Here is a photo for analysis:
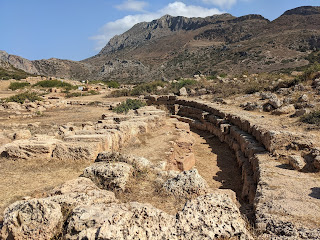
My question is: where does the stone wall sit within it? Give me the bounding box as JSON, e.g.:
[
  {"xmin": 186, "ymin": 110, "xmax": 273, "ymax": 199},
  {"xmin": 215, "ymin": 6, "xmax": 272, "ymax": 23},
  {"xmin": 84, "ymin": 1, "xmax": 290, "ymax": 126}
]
[{"xmin": 146, "ymin": 95, "xmax": 320, "ymax": 239}]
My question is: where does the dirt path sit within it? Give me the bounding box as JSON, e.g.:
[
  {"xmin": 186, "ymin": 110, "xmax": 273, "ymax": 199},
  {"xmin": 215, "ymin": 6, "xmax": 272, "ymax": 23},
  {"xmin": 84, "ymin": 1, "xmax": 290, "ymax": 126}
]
[
  {"xmin": 120, "ymin": 118, "xmax": 244, "ymax": 214},
  {"xmin": 191, "ymin": 129, "xmax": 243, "ymax": 198}
]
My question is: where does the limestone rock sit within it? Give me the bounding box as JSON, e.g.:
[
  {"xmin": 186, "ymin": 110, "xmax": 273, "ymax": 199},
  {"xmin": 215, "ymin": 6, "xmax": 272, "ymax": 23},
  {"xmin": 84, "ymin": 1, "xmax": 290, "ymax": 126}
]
[
  {"xmin": 176, "ymin": 193, "xmax": 253, "ymax": 240},
  {"xmin": 52, "ymin": 142, "xmax": 101, "ymax": 161},
  {"xmin": 48, "ymin": 189, "xmax": 117, "ymax": 209},
  {"xmin": 83, "ymin": 162, "xmax": 133, "ymax": 190},
  {"xmin": 272, "ymin": 104, "xmax": 295, "ymax": 115},
  {"xmin": 49, "ymin": 177, "xmax": 117, "ymax": 206},
  {"xmin": 268, "ymin": 96, "xmax": 283, "ymax": 109},
  {"xmin": 51, "ymin": 177, "xmax": 102, "ymax": 195},
  {"xmin": 298, "ymin": 94, "xmax": 309, "ymax": 103},
  {"xmin": 179, "ymin": 87, "xmax": 188, "ymax": 96},
  {"xmin": 66, "ymin": 202, "xmax": 176, "ymax": 240},
  {"xmin": 288, "ymin": 155, "xmax": 306, "ymax": 170},
  {"xmin": 0, "ymin": 199, "xmax": 63, "ymax": 240},
  {"xmin": 163, "ymin": 169, "xmax": 210, "ymax": 198},
  {"xmin": 1, "ymin": 137, "xmax": 60, "ymax": 160},
  {"xmin": 96, "ymin": 151, "xmax": 152, "ymax": 171},
  {"xmin": 13, "ymin": 129, "xmax": 32, "ymax": 140}
]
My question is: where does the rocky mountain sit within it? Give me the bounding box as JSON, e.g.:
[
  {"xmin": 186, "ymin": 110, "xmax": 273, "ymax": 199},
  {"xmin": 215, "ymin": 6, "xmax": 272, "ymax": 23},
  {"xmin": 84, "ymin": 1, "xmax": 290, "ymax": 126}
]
[
  {"xmin": 0, "ymin": 51, "xmax": 39, "ymax": 75},
  {"xmin": 2, "ymin": 6, "xmax": 320, "ymax": 82}
]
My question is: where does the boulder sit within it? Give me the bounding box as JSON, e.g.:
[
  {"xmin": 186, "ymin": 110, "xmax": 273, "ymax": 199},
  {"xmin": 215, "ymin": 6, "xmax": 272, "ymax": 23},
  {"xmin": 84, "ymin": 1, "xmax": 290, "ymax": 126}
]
[
  {"xmin": 298, "ymin": 94, "xmax": 309, "ymax": 103},
  {"xmin": 241, "ymin": 102, "xmax": 261, "ymax": 111},
  {"xmin": 0, "ymin": 199, "xmax": 63, "ymax": 240},
  {"xmin": 163, "ymin": 169, "xmax": 209, "ymax": 198},
  {"xmin": 96, "ymin": 151, "xmax": 152, "ymax": 171},
  {"xmin": 179, "ymin": 87, "xmax": 188, "ymax": 96},
  {"xmin": 272, "ymin": 104, "xmax": 295, "ymax": 115},
  {"xmin": 176, "ymin": 192, "xmax": 253, "ymax": 240},
  {"xmin": 52, "ymin": 142, "xmax": 101, "ymax": 161},
  {"xmin": 51, "ymin": 177, "xmax": 102, "ymax": 195},
  {"xmin": 293, "ymin": 108, "xmax": 310, "ymax": 117},
  {"xmin": 313, "ymin": 156, "xmax": 320, "ymax": 170},
  {"xmin": 66, "ymin": 202, "xmax": 176, "ymax": 240},
  {"xmin": 82, "ymin": 162, "xmax": 133, "ymax": 191},
  {"xmin": 167, "ymin": 133, "xmax": 196, "ymax": 171},
  {"xmin": 288, "ymin": 155, "xmax": 306, "ymax": 170},
  {"xmin": 1, "ymin": 137, "xmax": 60, "ymax": 160},
  {"xmin": 268, "ymin": 96, "xmax": 283, "ymax": 109}
]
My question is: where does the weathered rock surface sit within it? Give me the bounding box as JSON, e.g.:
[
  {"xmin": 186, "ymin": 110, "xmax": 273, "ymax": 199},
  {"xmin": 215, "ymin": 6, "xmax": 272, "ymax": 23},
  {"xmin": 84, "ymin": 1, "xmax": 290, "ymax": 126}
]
[
  {"xmin": 0, "ymin": 136, "xmax": 60, "ymax": 160},
  {"xmin": 67, "ymin": 202, "xmax": 176, "ymax": 240},
  {"xmin": 288, "ymin": 155, "xmax": 306, "ymax": 170},
  {"xmin": 176, "ymin": 193, "xmax": 253, "ymax": 240},
  {"xmin": 167, "ymin": 131, "xmax": 196, "ymax": 171},
  {"xmin": 163, "ymin": 169, "xmax": 210, "ymax": 198},
  {"xmin": 0, "ymin": 199, "xmax": 63, "ymax": 240},
  {"xmin": 48, "ymin": 177, "xmax": 117, "ymax": 207},
  {"xmin": 96, "ymin": 151, "xmax": 152, "ymax": 171},
  {"xmin": 82, "ymin": 162, "xmax": 133, "ymax": 191},
  {"xmin": 65, "ymin": 191, "xmax": 252, "ymax": 240},
  {"xmin": 52, "ymin": 142, "xmax": 101, "ymax": 162}
]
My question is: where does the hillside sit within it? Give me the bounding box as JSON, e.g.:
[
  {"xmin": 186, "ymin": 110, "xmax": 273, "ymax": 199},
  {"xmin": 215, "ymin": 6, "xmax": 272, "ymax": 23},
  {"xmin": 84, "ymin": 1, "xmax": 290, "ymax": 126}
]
[{"xmin": 2, "ymin": 6, "xmax": 320, "ymax": 82}]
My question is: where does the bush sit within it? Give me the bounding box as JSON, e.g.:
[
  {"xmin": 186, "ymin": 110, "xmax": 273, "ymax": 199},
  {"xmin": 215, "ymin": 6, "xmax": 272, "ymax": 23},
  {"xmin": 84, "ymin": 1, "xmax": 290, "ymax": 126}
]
[
  {"xmin": 8, "ymin": 82, "xmax": 30, "ymax": 90},
  {"xmin": 88, "ymin": 90, "xmax": 99, "ymax": 95},
  {"xmin": 171, "ymin": 79, "xmax": 197, "ymax": 93},
  {"xmin": 300, "ymin": 110, "xmax": 320, "ymax": 125},
  {"xmin": 113, "ymin": 99, "xmax": 146, "ymax": 114},
  {"xmin": 108, "ymin": 89, "xmax": 131, "ymax": 98},
  {"xmin": 106, "ymin": 81, "xmax": 120, "ymax": 88},
  {"xmin": 245, "ymin": 84, "xmax": 262, "ymax": 94},
  {"xmin": 6, "ymin": 92, "xmax": 42, "ymax": 104},
  {"xmin": 0, "ymin": 67, "xmax": 35, "ymax": 80},
  {"xmin": 131, "ymin": 81, "xmax": 165, "ymax": 96},
  {"xmin": 34, "ymin": 80, "xmax": 76, "ymax": 90}
]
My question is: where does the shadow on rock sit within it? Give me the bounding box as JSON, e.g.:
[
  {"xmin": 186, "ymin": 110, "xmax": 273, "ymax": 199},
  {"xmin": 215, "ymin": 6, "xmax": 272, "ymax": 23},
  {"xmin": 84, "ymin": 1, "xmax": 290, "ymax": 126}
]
[{"xmin": 309, "ymin": 187, "xmax": 320, "ymax": 199}]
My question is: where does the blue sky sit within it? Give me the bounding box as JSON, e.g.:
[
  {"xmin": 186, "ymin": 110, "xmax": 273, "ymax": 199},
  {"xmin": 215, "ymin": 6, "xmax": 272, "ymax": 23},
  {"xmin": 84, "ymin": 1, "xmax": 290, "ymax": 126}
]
[{"xmin": 0, "ymin": 0, "xmax": 319, "ymax": 61}]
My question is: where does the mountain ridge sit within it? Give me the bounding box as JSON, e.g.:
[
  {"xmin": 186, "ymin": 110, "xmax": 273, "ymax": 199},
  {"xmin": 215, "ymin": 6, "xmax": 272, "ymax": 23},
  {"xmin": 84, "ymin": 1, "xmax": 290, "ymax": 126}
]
[{"xmin": 1, "ymin": 6, "xmax": 320, "ymax": 82}]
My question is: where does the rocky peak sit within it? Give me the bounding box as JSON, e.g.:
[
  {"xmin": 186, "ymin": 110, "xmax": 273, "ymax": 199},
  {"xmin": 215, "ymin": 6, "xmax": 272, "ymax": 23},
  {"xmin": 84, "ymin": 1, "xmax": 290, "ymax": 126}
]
[
  {"xmin": 98, "ymin": 13, "xmax": 233, "ymax": 55},
  {"xmin": 0, "ymin": 50, "xmax": 39, "ymax": 74},
  {"xmin": 283, "ymin": 6, "xmax": 320, "ymax": 16}
]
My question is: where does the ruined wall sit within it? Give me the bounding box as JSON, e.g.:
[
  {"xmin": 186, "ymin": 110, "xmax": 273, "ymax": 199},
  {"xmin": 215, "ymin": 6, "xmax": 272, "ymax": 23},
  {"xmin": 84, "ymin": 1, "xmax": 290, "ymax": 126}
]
[{"xmin": 146, "ymin": 95, "xmax": 320, "ymax": 239}]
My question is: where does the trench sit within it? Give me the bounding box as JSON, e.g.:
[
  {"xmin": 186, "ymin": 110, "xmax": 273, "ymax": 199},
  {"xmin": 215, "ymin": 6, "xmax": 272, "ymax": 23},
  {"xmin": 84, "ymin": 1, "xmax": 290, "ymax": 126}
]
[{"xmin": 189, "ymin": 127, "xmax": 254, "ymax": 221}]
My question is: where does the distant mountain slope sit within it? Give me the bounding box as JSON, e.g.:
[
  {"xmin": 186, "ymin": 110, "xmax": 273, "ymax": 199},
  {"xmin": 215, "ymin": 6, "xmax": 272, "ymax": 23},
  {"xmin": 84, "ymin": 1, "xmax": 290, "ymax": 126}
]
[{"xmin": 2, "ymin": 6, "xmax": 320, "ymax": 82}]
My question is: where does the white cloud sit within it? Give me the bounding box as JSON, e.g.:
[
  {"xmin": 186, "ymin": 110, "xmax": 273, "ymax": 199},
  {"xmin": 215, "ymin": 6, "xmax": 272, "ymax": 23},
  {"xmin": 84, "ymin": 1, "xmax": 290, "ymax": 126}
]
[
  {"xmin": 91, "ymin": 1, "xmax": 223, "ymax": 51},
  {"xmin": 202, "ymin": 0, "xmax": 237, "ymax": 9},
  {"xmin": 115, "ymin": 0, "xmax": 148, "ymax": 12}
]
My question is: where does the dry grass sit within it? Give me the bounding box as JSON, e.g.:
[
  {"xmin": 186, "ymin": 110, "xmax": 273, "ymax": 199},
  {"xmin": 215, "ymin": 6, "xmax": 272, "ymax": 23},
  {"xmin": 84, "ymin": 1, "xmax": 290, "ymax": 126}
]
[{"xmin": 0, "ymin": 158, "xmax": 89, "ymax": 220}]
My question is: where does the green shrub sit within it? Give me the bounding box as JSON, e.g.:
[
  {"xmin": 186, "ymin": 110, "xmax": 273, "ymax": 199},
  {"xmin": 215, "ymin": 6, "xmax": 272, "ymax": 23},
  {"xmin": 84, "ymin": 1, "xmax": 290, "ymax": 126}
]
[
  {"xmin": 34, "ymin": 80, "xmax": 76, "ymax": 90},
  {"xmin": 8, "ymin": 82, "xmax": 30, "ymax": 90},
  {"xmin": 108, "ymin": 89, "xmax": 131, "ymax": 98},
  {"xmin": 6, "ymin": 92, "xmax": 42, "ymax": 104},
  {"xmin": 131, "ymin": 81, "xmax": 165, "ymax": 96},
  {"xmin": 0, "ymin": 67, "xmax": 35, "ymax": 80},
  {"xmin": 171, "ymin": 79, "xmax": 197, "ymax": 92},
  {"xmin": 300, "ymin": 110, "xmax": 320, "ymax": 125},
  {"xmin": 88, "ymin": 90, "xmax": 99, "ymax": 95},
  {"xmin": 299, "ymin": 62, "xmax": 320, "ymax": 82},
  {"xmin": 113, "ymin": 99, "xmax": 146, "ymax": 114},
  {"xmin": 245, "ymin": 84, "xmax": 262, "ymax": 94},
  {"xmin": 106, "ymin": 81, "xmax": 120, "ymax": 88},
  {"xmin": 219, "ymin": 73, "xmax": 227, "ymax": 78}
]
